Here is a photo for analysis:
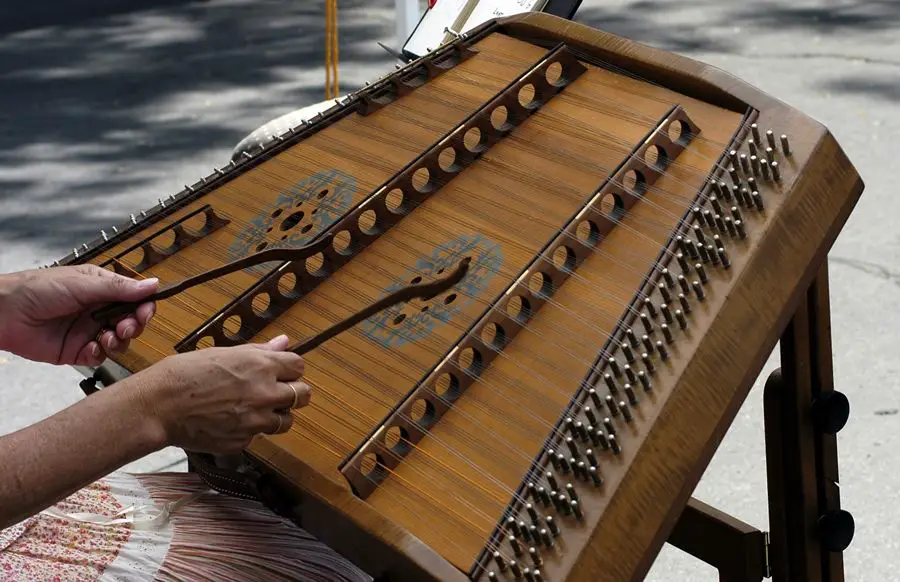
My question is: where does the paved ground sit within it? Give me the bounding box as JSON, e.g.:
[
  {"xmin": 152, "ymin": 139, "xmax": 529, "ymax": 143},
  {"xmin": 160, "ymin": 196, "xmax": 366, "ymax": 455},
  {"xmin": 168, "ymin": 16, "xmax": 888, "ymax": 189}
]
[{"xmin": 0, "ymin": 0, "xmax": 897, "ymax": 579}]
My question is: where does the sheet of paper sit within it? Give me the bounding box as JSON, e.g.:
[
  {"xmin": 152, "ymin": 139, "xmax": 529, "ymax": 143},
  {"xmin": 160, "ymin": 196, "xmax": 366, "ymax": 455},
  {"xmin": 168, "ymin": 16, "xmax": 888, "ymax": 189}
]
[
  {"xmin": 461, "ymin": 0, "xmax": 546, "ymax": 32},
  {"xmin": 402, "ymin": 0, "xmax": 471, "ymax": 57}
]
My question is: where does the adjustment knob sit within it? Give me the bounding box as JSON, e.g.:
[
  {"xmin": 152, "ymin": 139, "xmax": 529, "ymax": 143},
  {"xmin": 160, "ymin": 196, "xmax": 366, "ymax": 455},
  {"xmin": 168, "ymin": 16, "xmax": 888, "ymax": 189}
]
[
  {"xmin": 812, "ymin": 391, "xmax": 850, "ymax": 434},
  {"xmin": 818, "ymin": 509, "xmax": 854, "ymax": 552}
]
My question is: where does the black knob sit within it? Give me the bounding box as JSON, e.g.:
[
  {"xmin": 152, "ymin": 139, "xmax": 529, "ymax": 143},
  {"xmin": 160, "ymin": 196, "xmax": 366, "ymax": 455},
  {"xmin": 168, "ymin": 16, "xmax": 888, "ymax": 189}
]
[
  {"xmin": 812, "ymin": 391, "xmax": 850, "ymax": 434},
  {"xmin": 818, "ymin": 509, "xmax": 854, "ymax": 552}
]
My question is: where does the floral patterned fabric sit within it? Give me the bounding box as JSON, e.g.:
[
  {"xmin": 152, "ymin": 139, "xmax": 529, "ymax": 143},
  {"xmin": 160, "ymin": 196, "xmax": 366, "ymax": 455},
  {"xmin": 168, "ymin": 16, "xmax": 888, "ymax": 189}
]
[{"xmin": 0, "ymin": 472, "xmax": 372, "ymax": 582}]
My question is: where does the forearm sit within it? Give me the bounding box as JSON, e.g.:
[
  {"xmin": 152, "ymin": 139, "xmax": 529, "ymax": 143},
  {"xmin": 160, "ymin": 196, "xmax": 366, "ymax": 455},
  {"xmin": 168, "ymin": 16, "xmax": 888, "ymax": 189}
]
[{"xmin": 0, "ymin": 377, "xmax": 165, "ymax": 529}]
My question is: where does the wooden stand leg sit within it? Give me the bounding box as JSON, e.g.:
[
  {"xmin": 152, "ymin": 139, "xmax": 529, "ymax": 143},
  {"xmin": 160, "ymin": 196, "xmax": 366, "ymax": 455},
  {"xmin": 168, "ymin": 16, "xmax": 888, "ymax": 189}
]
[
  {"xmin": 764, "ymin": 261, "xmax": 854, "ymax": 581},
  {"xmin": 668, "ymin": 260, "xmax": 854, "ymax": 581}
]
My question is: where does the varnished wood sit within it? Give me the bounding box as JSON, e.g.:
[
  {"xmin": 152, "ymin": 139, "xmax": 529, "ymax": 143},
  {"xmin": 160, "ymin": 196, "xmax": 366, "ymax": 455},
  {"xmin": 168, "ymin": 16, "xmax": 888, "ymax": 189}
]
[{"xmin": 57, "ymin": 12, "xmax": 864, "ymax": 582}]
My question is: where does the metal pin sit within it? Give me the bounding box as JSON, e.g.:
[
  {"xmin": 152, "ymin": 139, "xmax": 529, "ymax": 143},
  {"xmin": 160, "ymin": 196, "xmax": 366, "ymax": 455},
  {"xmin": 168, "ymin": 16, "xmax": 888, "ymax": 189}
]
[
  {"xmin": 695, "ymin": 263, "xmax": 708, "ymax": 284},
  {"xmin": 728, "ymin": 166, "xmax": 740, "ymax": 187},
  {"xmin": 766, "ymin": 129, "xmax": 777, "ymax": 151},
  {"xmin": 697, "ymin": 243, "xmax": 710, "ymax": 263},
  {"xmin": 718, "ymin": 249, "xmax": 731, "ymax": 269},
  {"xmin": 624, "ymin": 364, "xmax": 637, "ymax": 384},
  {"xmin": 751, "ymin": 191, "xmax": 764, "ymax": 211},
  {"xmin": 557, "ymin": 454, "xmax": 570, "ymax": 473},
  {"xmin": 780, "ymin": 134, "xmax": 791, "ymax": 155},
  {"xmin": 494, "ymin": 552, "xmax": 507, "ymax": 571},
  {"xmin": 693, "ymin": 281, "xmax": 706, "ymax": 301},
  {"xmin": 739, "ymin": 153, "xmax": 750, "ymax": 174},
  {"xmin": 662, "ymin": 268, "xmax": 675, "ymax": 288},
  {"xmin": 595, "ymin": 429, "xmax": 609, "ymax": 450},
  {"xmin": 82, "ymin": 243, "xmax": 89, "ymax": 251},
  {"xmin": 714, "ymin": 215, "xmax": 726, "ymax": 233},
  {"xmin": 771, "ymin": 161, "xmax": 781, "ymax": 182},
  {"xmin": 661, "ymin": 323, "xmax": 674, "ymax": 343},
  {"xmin": 508, "ymin": 517, "xmax": 521, "ymax": 536},
  {"xmin": 706, "ymin": 244, "xmax": 724, "ymax": 265},
  {"xmin": 565, "ymin": 483, "xmax": 579, "ymax": 503},
  {"xmin": 533, "ymin": 570, "xmax": 544, "ymax": 582},
  {"xmin": 509, "ymin": 560, "xmax": 522, "ymax": 578},
  {"xmin": 685, "ymin": 237, "xmax": 699, "ymax": 260},
  {"xmin": 625, "ymin": 384, "xmax": 638, "ymax": 405},
  {"xmin": 643, "ymin": 298, "xmax": 658, "ymax": 318},
  {"xmin": 748, "ymin": 139, "xmax": 758, "ymax": 157},
  {"xmin": 130, "ymin": 213, "xmax": 137, "ymax": 225},
  {"xmin": 626, "ymin": 328, "xmax": 639, "ymax": 347},
  {"xmin": 530, "ymin": 547, "xmax": 542, "ymax": 567},
  {"xmin": 676, "ymin": 235, "xmax": 688, "ymax": 254},
  {"xmin": 620, "ymin": 401, "xmax": 633, "ymax": 422},
  {"xmin": 675, "ymin": 309, "xmax": 688, "ymax": 330},
  {"xmin": 750, "ymin": 155, "xmax": 760, "ymax": 175},
  {"xmin": 760, "ymin": 158, "xmax": 771, "ymax": 181},
  {"xmin": 677, "ymin": 252, "xmax": 689, "ymax": 272},
  {"xmin": 734, "ymin": 185, "xmax": 744, "ymax": 205},
  {"xmin": 546, "ymin": 516, "xmax": 560, "ymax": 536},
  {"xmin": 112, "ymin": 226, "xmax": 119, "ymax": 233},
  {"xmin": 603, "ymin": 417, "xmax": 616, "ymax": 435},
  {"xmin": 641, "ymin": 352, "xmax": 655, "ymax": 374},
  {"xmin": 731, "ymin": 205, "xmax": 744, "ymax": 223},
  {"xmin": 585, "ymin": 448, "xmax": 598, "ymax": 467},
  {"xmin": 546, "ymin": 470, "xmax": 559, "ymax": 491},
  {"xmin": 608, "ymin": 357, "xmax": 621, "ymax": 378},
  {"xmin": 589, "ymin": 466, "xmax": 602, "ymax": 486},
  {"xmin": 678, "ymin": 275, "xmax": 690, "ymax": 294},
  {"xmin": 725, "ymin": 217, "xmax": 737, "ymax": 237},
  {"xmin": 609, "ymin": 435, "xmax": 621, "ymax": 454},
  {"xmin": 588, "ymin": 389, "xmax": 602, "ymax": 411},
  {"xmin": 751, "ymin": 123, "xmax": 761, "ymax": 143},
  {"xmin": 605, "ymin": 395, "xmax": 619, "ymax": 417},
  {"xmin": 539, "ymin": 486, "xmax": 552, "ymax": 507},
  {"xmin": 728, "ymin": 149, "xmax": 738, "ymax": 167},
  {"xmin": 540, "ymin": 528, "xmax": 554, "ymax": 548},
  {"xmin": 710, "ymin": 196, "xmax": 723, "ymax": 216},
  {"xmin": 642, "ymin": 334, "xmax": 654, "ymax": 354},
  {"xmin": 548, "ymin": 449, "xmax": 560, "ymax": 471},
  {"xmin": 660, "ymin": 303, "xmax": 674, "ymax": 324},
  {"xmin": 603, "ymin": 374, "xmax": 616, "ymax": 394},
  {"xmin": 557, "ymin": 494, "xmax": 570, "ymax": 515},
  {"xmin": 693, "ymin": 224, "xmax": 706, "ymax": 245},
  {"xmin": 638, "ymin": 370, "xmax": 653, "ymax": 392},
  {"xmin": 703, "ymin": 210, "xmax": 716, "ymax": 230},
  {"xmin": 575, "ymin": 461, "xmax": 587, "ymax": 480},
  {"xmin": 656, "ymin": 340, "xmax": 669, "ymax": 361},
  {"xmin": 576, "ymin": 421, "xmax": 589, "ymax": 443},
  {"xmin": 584, "ymin": 405, "xmax": 598, "ymax": 427},
  {"xmin": 719, "ymin": 181, "xmax": 729, "ymax": 201},
  {"xmin": 678, "ymin": 293, "xmax": 691, "ymax": 314},
  {"xmin": 713, "ymin": 234, "xmax": 724, "ymax": 252},
  {"xmin": 641, "ymin": 313, "xmax": 653, "ymax": 333},
  {"xmin": 588, "ymin": 427, "xmax": 601, "ymax": 448},
  {"xmin": 735, "ymin": 220, "xmax": 747, "ymax": 238},
  {"xmin": 509, "ymin": 536, "xmax": 523, "ymax": 556},
  {"xmin": 621, "ymin": 342, "xmax": 635, "ymax": 364},
  {"xmin": 566, "ymin": 437, "xmax": 580, "ymax": 458},
  {"xmin": 101, "ymin": 230, "xmax": 108, "ymax": 241},
  {"xmin": 527, "ymin": 503, "xmax": 539, "ymax": 523}
]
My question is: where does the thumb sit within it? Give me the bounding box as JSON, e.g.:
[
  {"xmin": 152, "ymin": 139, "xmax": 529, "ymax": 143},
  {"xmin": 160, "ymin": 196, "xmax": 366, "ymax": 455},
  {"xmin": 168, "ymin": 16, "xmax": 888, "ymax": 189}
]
[
  {"xmin": 65, "ymin": 270, "xmax": 159, "ymax": 305},
  {"xmin": 248, "ymin": 334, "xmax": 290, "ymax": 351}
]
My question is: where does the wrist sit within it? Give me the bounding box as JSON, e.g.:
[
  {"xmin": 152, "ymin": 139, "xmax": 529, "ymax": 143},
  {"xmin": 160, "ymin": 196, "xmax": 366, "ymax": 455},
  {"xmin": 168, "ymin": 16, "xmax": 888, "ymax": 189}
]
[{"xmin": 107, "ymin": 374, "xmax": 169, "ymax": 454}]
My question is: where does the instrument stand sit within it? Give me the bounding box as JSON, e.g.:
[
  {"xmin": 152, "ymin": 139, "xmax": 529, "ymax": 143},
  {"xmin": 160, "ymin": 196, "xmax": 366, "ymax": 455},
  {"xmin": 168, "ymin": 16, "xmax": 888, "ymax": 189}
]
[{"xmin": 667, "ymin": 260, "xmax": 855, "ymax": 581}]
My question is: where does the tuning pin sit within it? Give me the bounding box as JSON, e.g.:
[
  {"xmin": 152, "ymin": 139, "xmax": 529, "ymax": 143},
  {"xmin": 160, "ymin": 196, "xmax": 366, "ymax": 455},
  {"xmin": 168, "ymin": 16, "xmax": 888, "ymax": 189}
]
[
  {"xmin": 641, "ymin": 352, "xmax": 655, "ymax": 374},
  {"xmin": 693, "ymin": 281, "xmax": 706, "ymax": 301},
  {"xmin": 678, "ymin": 274, "xmax": 690, "ymax": 294},
  {"xmin": 608, "ymin": 357, "xmax": 621, "ymax": 377},
  {"xmin": 658, "ymin": 282, "xmax": 672, "ymax": 303},
  {"xmin": 751, "ymin": 123, "xmax": 761, "ymax": 144},
  {"xmin": 780, "ymin": 134, "xmax": 791, "ymax": 156},
  {"xmin": 641, "ymin": 334, "xmax": 654, "ymax": 354},
  {"xmin": 626, "ymin": 328, "xmax": 639, "ymax": 347},
  {"xmin": 656, "ymin": 341, "xmax": 669, "ymax": 361},
  {"xmin": 739, "ymin": 153, "xmax": 750, "ymax": 174},
  {"xmin": 529, "ymin": 547, "xmax": 542, "ymax": 567},
  {"xmin": 643, "ymin": 298, "xmax": 658, "ymax": 318},
  {"xmin": 660, "ymin": 303, "xmax": 674, "ymax": 324},
  {"xmin": 751, "ymin": 191, "xmax": 764, "ymax": 211},
  {"xmin": 605, "ymin": 396, "xmax": 619, "ymax": 417},
  {"xmin": 609, "ymin": 434, "xmax": 621, "ymax": 454},
  {"xmin": 675, "ymin": 309, "xmax": 688, "ymax": 330},
  {"xmin": 621, "ymin": 342, "xmax": 635, "ymax": 364},
  {"xmin": 771, "ymin": 161, "xmax": 781, "ymax": 182},
  {"xmin": 640, "ymin": 313, "xmax": 653, "ymax": 333},
  {"xmin": 620, "ymin": 401, "xmax": 633, "ymax": 422},
  {"xmin": 677, "ymin": 252, "xmax": 689, "ymax": 272},
  {"xmin": 603, "ymin": 374, "xmax": 617, "ymax": 394},
  {"xmin": 661, "ymin": 323, "xmax": 674, "ymax": 344},
  {"xmin": 100, "ymin": 230, "xmax": 108, "ymax": 241},
  {"xmin": 718, "ymin": 248, "xmax": 731, "ymax": 268},
  {"xmin": 760, "ymin": 158, "xmax": 771, "ymax": 181},
  {"xmin": 493, "ymin": 553, "xmax": 506, "ymax": 571},
  {"xmin": 584, "ymin": 405, "xmax": 598, "ymax": 427},
  {"xmin": 695, "ymin": 263, "xmax": 708, "ymax": 284},
  {"xmin": 679, "ymin": 293, "xmax": 691, "ymax": 314},
  {"xmin": 735, "ymin": 220, "xmax": 747, "ymax": 239}
]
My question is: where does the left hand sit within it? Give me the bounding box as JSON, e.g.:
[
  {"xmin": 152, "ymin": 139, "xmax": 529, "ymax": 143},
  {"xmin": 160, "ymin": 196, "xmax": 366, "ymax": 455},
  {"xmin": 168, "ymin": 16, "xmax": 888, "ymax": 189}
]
[{"xmin": 0, "ymin": 265, "xmax": 158, "ymax": 366}]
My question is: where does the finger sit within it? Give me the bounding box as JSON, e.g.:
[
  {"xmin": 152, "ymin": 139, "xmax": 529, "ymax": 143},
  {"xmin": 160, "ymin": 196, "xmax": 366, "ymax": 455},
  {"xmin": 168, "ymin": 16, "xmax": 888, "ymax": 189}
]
[
  {"xmin": 74, "ymin": 341, "xmax": 105, "ymax": 367},
  {"xmin": 65, "ymin": 266, "xmax": 160, "ymax": 306},
  {"xmin": 99, "ymin": 329, "xmax": 124, "ymax": 354},
  {"xmin": 268, "ymin": 381, "xmax": 312, "ymax": 410},
  {"xmin": 114, "ymin": 316, "xmax": 140, "ymax": 340},
  {"xmin": 248, "ymin": 334, "xmax": 290, "ymax": 351},
  {"xmin": 135, "ymin": 302, "xmax": 156, "ymax": 328},
  {"xmin": 261, "ymin": 411, "xmax": 294, "ymax": 435}
]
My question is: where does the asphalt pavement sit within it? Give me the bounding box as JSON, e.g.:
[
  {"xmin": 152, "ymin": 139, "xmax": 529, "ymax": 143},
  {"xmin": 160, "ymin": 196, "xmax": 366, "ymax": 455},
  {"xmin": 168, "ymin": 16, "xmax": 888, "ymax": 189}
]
[{"xmin": 0, "ymin": 0, "xmax": 897, "ymax": 579}]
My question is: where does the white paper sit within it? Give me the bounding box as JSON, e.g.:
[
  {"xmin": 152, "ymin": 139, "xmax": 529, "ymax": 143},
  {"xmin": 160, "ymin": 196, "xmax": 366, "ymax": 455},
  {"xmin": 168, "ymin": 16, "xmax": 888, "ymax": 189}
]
[
  {"xmin": 403, "ymin": 0, "xmax": 471, "ymax": 57},
  {"xmin": 461, "ymin": 0, "xmax": 545, "ymax": 32}
]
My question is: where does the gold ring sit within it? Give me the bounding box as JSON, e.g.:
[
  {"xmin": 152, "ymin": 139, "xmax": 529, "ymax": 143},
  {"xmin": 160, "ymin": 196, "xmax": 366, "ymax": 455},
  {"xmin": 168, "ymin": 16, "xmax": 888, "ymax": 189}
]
[{"xmin": 288, "ymin": 383, "xmax": 299, "ymax": 409}]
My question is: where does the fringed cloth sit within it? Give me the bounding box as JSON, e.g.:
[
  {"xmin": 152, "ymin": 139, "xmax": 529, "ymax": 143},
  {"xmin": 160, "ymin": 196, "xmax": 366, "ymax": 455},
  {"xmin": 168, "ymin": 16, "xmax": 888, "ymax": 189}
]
[{"xmin": 0, "ymin": 471, "xmax": 373, "ymax": 581}]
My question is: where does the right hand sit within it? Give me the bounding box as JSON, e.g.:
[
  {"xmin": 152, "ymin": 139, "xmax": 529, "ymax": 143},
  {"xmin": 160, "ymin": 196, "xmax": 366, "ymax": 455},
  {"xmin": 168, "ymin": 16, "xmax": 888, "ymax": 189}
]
[{"xmin": 136, "ymin": 334, "xmax": 311, "ymax": 454}]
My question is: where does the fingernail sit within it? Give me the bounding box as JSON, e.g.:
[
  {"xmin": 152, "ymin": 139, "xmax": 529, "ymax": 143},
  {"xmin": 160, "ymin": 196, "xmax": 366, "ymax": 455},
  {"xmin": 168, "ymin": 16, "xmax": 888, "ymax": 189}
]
[
  {"xmin": 122, "ymin": 325, "xmax": 134, "ymax": 339},
  {"xmin": 269, "ymin": 334, "xmax": 288, "ymax": 344},
  {"xmin": 137, "ymin": 278, "xmax": 159, "ymax": 288},
  {"xmin": 91, "ymin": 344, "xmax": 100, "ymax": 358}
]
